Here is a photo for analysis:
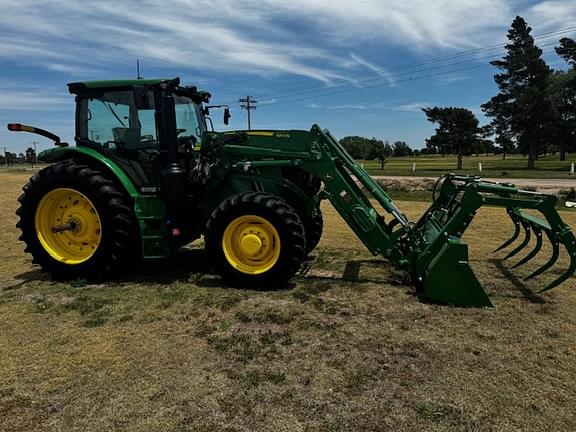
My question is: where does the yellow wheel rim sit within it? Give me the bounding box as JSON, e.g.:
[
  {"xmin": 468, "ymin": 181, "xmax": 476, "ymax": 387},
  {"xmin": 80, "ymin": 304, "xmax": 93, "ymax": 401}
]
[
  {"xmin": 34, "ymin": 188, "xmax": 102, "ymax": 264},
  {"xmin": 222, "ymin": 215, "xmax": 281, "ymax": 275}
]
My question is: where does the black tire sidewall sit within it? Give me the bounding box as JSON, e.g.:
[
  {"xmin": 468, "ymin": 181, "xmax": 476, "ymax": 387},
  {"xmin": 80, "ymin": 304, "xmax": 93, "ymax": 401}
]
[
  {"xmin": 207, "ymin": 195, "xmax": 305, "ymax": 289},
  {"xmin": 303, "ymin": 206, "xmax": 323, "ymax": 254},
  {"xmin": 19, "ymin": 164, "xmax": 134, "ymax": 279}
]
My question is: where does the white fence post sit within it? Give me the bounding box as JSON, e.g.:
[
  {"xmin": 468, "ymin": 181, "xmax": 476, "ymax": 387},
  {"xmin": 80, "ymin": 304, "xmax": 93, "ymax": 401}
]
[
  {"xmin": 571, "ymin": 163, "xmax": 575, "ymax": 176},
  {"xmin": 478, "ymin": 162, "xmax": 483, "ymax": 173},
  {"xmin": 412, "ymin": 162, "xmax": 416, "ymax": 172}
]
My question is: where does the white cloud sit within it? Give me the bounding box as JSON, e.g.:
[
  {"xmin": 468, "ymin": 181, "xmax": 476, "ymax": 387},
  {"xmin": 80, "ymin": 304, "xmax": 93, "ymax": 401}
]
[
  {"xmin": 350, "ymin": 53, "xmax": 397, "ymax": 87},
  {"xmin": 394, "ymin": 102, "xmax": 431, "ymax": 112},
  {"xmin": 328, "ymin": 104, "xmax": 368, "ymax": 110},
  {"xmin": 0, "ymin": 0, "xmax": 571, "ymax": 88},
  {"xmin": 434, "ymin": 75, "xmax": 471, "ymax": 86},
  {"xmin": 46, "ymin": 64, "xmax": 93, "ymax": 75},
  {"xmin": 0, "ymin": 0, "xmax": 352, "ymax": 82},
  {"xmin": 0, "ymin": 86, "xmax": 71, "ymax": 111},
  {"xmin": 524, "ymin": 0, "xmax": 576, "ymax": 32},
  {"xmin": 258, "ymin": 0, "xmax": 514, "ymax": 48}
]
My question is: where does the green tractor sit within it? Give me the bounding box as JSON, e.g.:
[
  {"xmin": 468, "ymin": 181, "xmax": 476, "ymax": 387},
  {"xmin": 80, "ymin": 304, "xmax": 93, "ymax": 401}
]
[{"xmin": 8, "ymin": 77, "xmax": 576, "ymax": 307}]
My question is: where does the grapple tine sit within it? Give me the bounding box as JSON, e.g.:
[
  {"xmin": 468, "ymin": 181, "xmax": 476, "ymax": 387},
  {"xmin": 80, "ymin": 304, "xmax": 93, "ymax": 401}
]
[
  {"xmin": 512, "ymin": 224, "xmax": 542, "ymax": 268},
  {"xmin": 539, "ymin": 247, "xmax": 576, "ymax": 293},
  {"xmin": 503, "ymin": 219, "xmax": 531, "ymax": 260},
  {"xmin": 494, "ymin": 212, "xmax": 521, "ymax": 252},
  {"xmin": 525, "ymin": 231, "xmax": 560, "ymax": 281}
]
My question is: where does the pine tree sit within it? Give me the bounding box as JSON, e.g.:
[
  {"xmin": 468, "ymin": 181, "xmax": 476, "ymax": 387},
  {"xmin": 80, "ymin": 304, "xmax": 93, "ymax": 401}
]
[
  {"xmin": 549, "ymin": 37, "xmax": 576, "ymax": 160},
  {"xmin": 482, "ymin": 16, "xmax": 552, "ymax": 169},
  {"xmin": 556, "ymin": 37, "xmax": 576, "ymax": 67}
]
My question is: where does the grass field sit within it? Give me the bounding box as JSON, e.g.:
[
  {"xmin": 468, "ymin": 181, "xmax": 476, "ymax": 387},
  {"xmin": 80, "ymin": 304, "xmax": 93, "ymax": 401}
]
[
  {"xmin": 362, "ymin": 153, "xmax": 576, "ymax": 178},
  {"xmin": 3, "ymin": 152, "xmax": 576, "ymax": 180},
  {"xmin": 1, "ymin": 171, "xmax": 576, "ymax": 431}
]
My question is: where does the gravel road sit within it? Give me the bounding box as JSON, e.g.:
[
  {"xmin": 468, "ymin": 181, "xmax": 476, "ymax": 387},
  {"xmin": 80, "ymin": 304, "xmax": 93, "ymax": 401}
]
[{"xmin": 372, "ymin": 175, "xmax": 576, "ymax": 194}]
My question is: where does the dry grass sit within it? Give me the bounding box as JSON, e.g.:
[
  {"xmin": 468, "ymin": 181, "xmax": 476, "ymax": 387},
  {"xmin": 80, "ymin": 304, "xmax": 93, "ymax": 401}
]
[{"xmin": 1, "ymin": 171, "xmax": 576, "ymax": 431}]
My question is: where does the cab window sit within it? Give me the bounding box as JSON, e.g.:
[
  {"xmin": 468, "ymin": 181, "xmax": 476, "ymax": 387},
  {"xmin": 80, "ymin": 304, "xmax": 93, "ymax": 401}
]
[
  {"xmin": 174, "ymin": 95, "xmax": 204, "ymax": 143},
  {"xmin": 78, "ymin": 90, "xmax": 158, "ymax": 150}
]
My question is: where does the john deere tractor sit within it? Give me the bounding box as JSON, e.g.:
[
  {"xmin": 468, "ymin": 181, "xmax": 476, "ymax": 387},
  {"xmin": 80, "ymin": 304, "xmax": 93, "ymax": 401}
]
[{"xmin": 8, "ymin": 77, "xmax": 576, "ymax": 307}]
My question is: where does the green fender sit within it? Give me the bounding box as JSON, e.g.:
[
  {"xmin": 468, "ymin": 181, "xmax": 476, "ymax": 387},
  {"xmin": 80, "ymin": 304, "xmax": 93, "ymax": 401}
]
[
  {"xmin": 39, "ymin": 146, "xmax": 139, "ymax": 197},
  {"xmin": 38, "ymin": 146, "xmax": 169, "ymax": 260}
]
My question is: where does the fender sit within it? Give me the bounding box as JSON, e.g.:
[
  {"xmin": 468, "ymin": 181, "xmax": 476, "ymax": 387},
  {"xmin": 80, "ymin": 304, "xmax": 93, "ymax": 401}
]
[
  {"xmin": 39, "ymin": 146, "xmax": 139, "ymax": 197},
  {"xmin": 39, "ymin": 146, "xmax": 170, "ymax": 260}
]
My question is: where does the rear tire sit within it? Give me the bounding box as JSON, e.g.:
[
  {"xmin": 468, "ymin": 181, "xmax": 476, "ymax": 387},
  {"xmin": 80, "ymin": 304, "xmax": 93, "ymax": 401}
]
[
  {"xmin": 282, "ymin": 167, "xmax": 322, "ymax": 196},
  {"xmin": 205, "ymin": 192, "xmax": 306, "ymax": 289},
  {"xmin": 16, "ymin": 161, "xmax": 139, "ymax": 280}
]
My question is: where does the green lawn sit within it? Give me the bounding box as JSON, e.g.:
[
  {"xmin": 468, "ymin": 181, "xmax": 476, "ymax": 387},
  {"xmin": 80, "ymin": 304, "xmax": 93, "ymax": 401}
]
[
  {"xmin": 3, "ymin": 152, "xmax": 575, "ymax": 179},
  {"xmin": 361, "ymin": 153, "xmax": 576, "ymax": 178}
]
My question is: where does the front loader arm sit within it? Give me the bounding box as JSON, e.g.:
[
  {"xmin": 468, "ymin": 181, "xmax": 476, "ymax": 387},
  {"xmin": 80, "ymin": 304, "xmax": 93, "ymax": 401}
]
[
  {"xmin": 299, "ymin": 127, "xmax": 575, "ymax": 307},
  {"xmin": 218, "ymin": 126, "xmax": 413, "ymax": 263},
  {"xmin": 300, "ymin": 126, "xmax": 412, "ymax": 264},
  {"xmin": 219, "ymin": 125, "xmax": 575, "ymax": 307}
]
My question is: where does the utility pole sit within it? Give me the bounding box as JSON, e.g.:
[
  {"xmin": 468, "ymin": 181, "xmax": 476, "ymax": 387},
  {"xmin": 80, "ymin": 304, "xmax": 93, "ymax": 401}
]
[
  {"xmin": 31, "ymin": 141, "xmax": 38, "ymax": 167},
  {"xmin": 239, "ymin": 96, "xmax": 257, "ymax": 130}
]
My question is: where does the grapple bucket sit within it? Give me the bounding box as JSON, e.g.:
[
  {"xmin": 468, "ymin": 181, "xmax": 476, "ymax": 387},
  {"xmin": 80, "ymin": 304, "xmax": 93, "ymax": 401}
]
[{"xmin": 408, "ymin": 175, "xmax": 576, "ymax": 307}]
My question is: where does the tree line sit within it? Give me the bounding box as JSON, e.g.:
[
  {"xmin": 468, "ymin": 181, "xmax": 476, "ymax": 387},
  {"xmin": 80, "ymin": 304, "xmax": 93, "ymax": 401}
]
[
  {"xmin": 0, "ymin": 147, "xmax": 37, "ymax": 165},
  {"xmin": 339, "ymin": 136, "xmax": 415, "ymax": 169}
]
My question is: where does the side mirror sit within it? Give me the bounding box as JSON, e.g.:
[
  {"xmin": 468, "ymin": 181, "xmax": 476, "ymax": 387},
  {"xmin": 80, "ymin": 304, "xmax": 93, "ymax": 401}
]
[{"xmin": 224, "ymin": 108, "xmax": 231, "ymax": 125}]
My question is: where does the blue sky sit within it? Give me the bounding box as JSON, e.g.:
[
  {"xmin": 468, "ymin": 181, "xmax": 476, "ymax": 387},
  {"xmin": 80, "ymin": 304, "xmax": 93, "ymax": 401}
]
[{"xmin": 1, "ymin": 0, "xmax": 575, "ymax": 154}]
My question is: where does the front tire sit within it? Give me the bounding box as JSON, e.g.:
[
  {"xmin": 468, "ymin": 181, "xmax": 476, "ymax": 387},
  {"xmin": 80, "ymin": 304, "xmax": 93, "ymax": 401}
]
[
  {"xmin": 17, "ymin": 161, "xmax": 139, "ymax": 280},
  {"xmin": 205, "ymin": 192, "xmax": 306, "ymax": 289}
]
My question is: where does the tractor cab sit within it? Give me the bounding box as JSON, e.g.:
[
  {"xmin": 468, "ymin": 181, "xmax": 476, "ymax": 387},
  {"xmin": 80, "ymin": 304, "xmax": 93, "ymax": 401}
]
[
  {"xmin": 72, "ymin": 81, "xmax": 205, "ymax": 153},
  {"xmin": 71, "ymin": 79, "xmax": 206, "ymax": 157},
  {"xmin": 64, "ymin": 78, "xmax": 227, "ymax": 192}
]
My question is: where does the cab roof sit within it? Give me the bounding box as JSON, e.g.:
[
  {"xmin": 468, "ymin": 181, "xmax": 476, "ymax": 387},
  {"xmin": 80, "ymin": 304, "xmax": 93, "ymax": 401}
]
[{"xmin": 68, "ymin": 79, "xmax": 168, "ymax": 94}]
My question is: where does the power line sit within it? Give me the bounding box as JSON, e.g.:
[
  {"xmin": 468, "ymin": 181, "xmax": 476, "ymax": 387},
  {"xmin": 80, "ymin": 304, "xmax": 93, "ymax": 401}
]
[
  {"xmin": 267, "ymin": 44, "xmax": 561, "ymax": 106},
  {"xmin": 261, "ymin": 27, "xmax": 576, "ymax": 100},
  {"xmin": 258, "ymin": 40, "xmax": 564, "ymax": 104},
  {"xmin": 239, "ymin": 96, "xmax": 258, "ymax": 130},
  {"xmin": 262, "ymin": 46, "xmax": 560, "ymax": 108},
  {"xmin": 222, "ymin": 26, "xmax": 576, "ymax": 105}
]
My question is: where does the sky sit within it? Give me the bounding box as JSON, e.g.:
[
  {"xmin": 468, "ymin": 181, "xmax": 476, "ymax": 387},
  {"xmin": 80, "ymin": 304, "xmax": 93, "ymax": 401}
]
[{"xmin": 1, "ymin": 0, "xmax": 575, "ymax": 154}]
